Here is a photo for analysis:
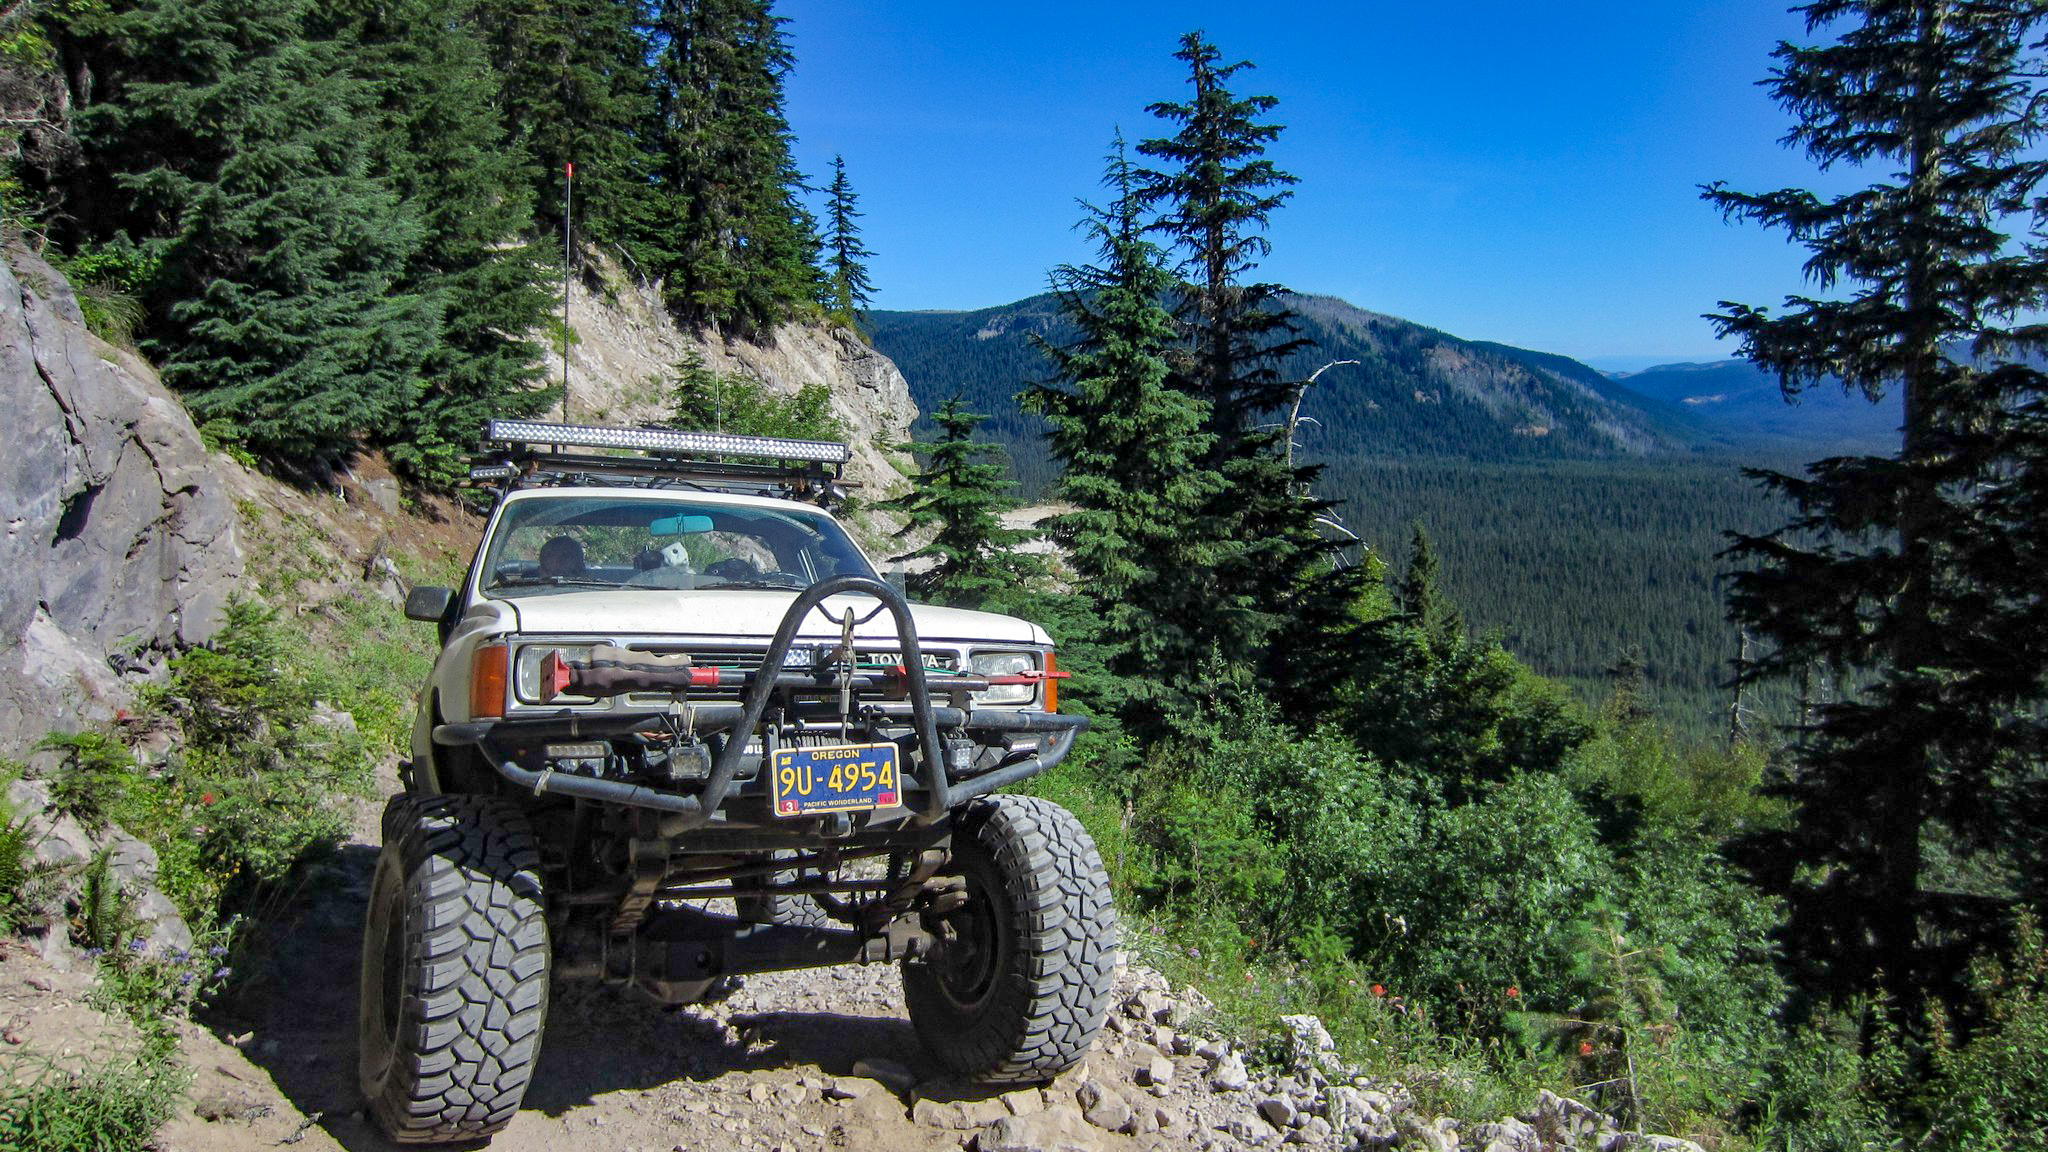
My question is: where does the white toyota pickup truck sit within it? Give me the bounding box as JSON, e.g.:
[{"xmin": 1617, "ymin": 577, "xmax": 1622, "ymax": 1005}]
[{"xmin": 358, "ymin": 421, "xmax": 1117, "ymax": 1144}]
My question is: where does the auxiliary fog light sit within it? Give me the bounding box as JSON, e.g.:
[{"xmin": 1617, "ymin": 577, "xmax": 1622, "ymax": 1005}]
[{"xmin": 543, "ymin": 742, "xmax": 609, "ymax": 762}]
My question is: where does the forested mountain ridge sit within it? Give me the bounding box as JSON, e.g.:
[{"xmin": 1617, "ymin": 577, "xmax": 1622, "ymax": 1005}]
[
  {"xmin": 1610, "ymin": 358, "xmax": 1903, "ymax": 454},
  {"xmin": 871, "ymin": 290, "xmax": 1712, "ymax": 495}
]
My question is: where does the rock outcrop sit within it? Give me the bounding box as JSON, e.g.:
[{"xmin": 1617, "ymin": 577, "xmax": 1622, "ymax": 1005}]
[
  {"xmin": 548, "ymin": 252, "xmax": 917, "ymax": 501},
  {"xmin": 0, "ymin": 247, "xmax": 242, "ymax": 757}
]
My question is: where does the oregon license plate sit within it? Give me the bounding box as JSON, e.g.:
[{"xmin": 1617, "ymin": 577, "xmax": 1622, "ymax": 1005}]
[{"xmin": 769, "ymin": 743, "xmax": 902, "ymax": 817}]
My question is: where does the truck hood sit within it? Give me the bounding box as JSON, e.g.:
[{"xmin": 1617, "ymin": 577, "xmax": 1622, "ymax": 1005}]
[{"xmin": 499, "ymin": 588, "xmax": 1050, "ymax": 647}]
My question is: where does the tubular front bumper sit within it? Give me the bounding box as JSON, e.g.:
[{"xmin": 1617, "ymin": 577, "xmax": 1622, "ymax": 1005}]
[{"xmin": 431, "ymin": 576, "xmax": 1086, "ymax": 832}]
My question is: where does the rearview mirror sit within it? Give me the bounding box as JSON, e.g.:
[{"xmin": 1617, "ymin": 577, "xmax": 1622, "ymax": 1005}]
[{"xmin": 648, "ymin": 514, "xmax": 714, "ymax": 536}]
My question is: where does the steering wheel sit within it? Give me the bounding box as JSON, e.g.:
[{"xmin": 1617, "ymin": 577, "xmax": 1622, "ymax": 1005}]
[{"xmin": 705, "ymin": 558, "xmax": 759, "ymax": 582}]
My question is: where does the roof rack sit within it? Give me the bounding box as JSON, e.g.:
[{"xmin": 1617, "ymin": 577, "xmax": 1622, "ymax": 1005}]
[{"xmin": 474, "ymin": 420, "xmax": 853, "ymax": 504}]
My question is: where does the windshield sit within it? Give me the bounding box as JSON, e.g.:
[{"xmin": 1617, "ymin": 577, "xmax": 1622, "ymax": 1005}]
[{"xmin": 478, "ymin": 495, "xmax": 877, "ymax": 596}]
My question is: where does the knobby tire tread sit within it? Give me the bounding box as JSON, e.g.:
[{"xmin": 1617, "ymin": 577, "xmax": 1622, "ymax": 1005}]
[
  {"xmin": 905, "ymin": 795, "xmax": 1118, "ymax": 1084},
  {"xmin": 362, "ymin": 794, "xmax": 549, "ymax": 1144}
]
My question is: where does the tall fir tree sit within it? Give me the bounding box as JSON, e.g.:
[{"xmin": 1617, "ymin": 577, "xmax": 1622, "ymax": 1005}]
[
  {"xmin": 462, "ymin": 0, "xmax": 658, "ymax": 257},
  {"xmin": 1705, "ymin": 0, "xmax": 2048, "ymax": 1000},
  {"xmin": 1137, "ymin": 30, "xmax": 1308, "ymax": 452},
  {"xmin": 821, "ymin": 153, "xmax": 874, "ymax": 326},
  {"xmin": 644, "ymin": 0, "xmax": 821, "ymax": 334},
  {"xmin": 1027, "ymin": 134, "xmax": 1225, "ymax": 733},
  {"xmin": 882, "ymin": 396, "xmax": 1037, "ymax": 609},
  {"xmin": 1398, "ymin": 520, "xmax": 1464, "ymax": 648},
  {"xmin": 1135, "ymin": 30, "xmax": 1361, "ymax": 695},
  {"xmin": 330, "ymin": 0, "xmax": 555, "ymax": 485},
  {"xmin": 64, "ymin": 0, "xmax": 439, "ymax": 461}
]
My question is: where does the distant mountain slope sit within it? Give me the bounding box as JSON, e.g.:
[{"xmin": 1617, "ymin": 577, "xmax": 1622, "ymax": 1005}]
[
  {"xmin": 1607, "ymin": 360, "xmax": 1901, "ymax": 455},
  {"xmin": 868, "ymin": 292, "xmax": 1704, "ymax": 495}
]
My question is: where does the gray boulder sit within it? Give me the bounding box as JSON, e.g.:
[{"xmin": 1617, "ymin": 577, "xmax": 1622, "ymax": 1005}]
[{"xmin": 0, "ymin": 247, "xmax": 242, "ymax": 757}]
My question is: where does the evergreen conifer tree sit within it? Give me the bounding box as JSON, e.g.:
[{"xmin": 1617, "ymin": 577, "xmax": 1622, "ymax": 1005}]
[
  {"xmin": 463, "ymin": 0, "xmax": 658, "ymax": 255},
  {"xmin": 882, "ymin": 396, "xmax": 1037, "ymax": 609},
  {"xmin": 1705, "ymin": 0, "xmax": 2048, "ymax": 998},
  {"xmin": 644, "ymin": 0, "xmax": 821, "ymax": 334},
  {"xmin": 1398, "ymin": 520, "xmax": 1464, "ymax": 647},
  {"xmin": 334, "ymin": 0, "xmax": 555, "ymax": 484},
  {"xmin": 822, "ymin": 154, "xmax": 874, "ymax": 326},
  {"xmin": 72, "ymin": 0, "xmax": 438, "ymax": 461},
  {"xmin": 1135, "ymin": 31, "xmax": 1361, "ymax": 693},
  {"xmin": 1027, "ymin": 134, "xmax": 1224, "ymax": 732},
  {"xmin": 1137, "ymin": 30, "xmax": 1308, "ymax": 451}
]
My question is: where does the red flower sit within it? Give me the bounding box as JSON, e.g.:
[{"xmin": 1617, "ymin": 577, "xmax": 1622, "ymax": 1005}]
[
  {"xmin": 1579, "ymin": 1041, "xmax": 1594, "ymax": 1056},
  {"xmin": 1370, "ymin": 983, "xmax": 1387, "ymax": 998},
  {"xmin": 1505, "ymin": 986, "xmax": 1520, "ymax": 999},
  {"xmin": 200, "ymin": 793, "xmax": 217, "ymax": 807}
]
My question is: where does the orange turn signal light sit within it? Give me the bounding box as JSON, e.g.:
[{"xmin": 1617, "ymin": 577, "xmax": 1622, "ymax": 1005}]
[{"xmin": 470, "ymin": 644, "xmax": 509, "ymax": 719}]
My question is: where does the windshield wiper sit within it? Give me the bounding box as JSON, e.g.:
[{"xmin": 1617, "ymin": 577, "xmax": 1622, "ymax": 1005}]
[{"xmin": 492, "ymin": 576, "xmax": 621, "ymax": 590}]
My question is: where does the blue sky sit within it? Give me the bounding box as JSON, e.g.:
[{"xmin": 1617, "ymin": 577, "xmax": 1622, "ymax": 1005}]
[{"xmin": 778, "ymin": 0, "xmax": 1835, "ymax": 369}]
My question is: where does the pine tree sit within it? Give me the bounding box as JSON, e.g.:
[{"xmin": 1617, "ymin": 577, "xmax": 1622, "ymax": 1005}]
[
  {"xmin": 1027, "ymin": 134, "xmax": 1224, "ymax": 732},
  {"xmin": 882, "ymin": 396, "xmax": 1037, "ymax": 609},
  {"xmin": 644, "ymin": 0, "xmax": 821, "ymax": 334},
  {"xmin": 332, "ymin": 0, "xmax": 555, "ymax": 485},
  {"xmin": 1137, "ymin": 30, "xmax": 1308, "ymax": 451},
  {"xmin": 1135, "ymin": 30, "xmax": 1359, "ymax": 695},
  {"xmin": 463, "ymin": 0, "xmax": 657, "ymax": 255},
  {"xmin": 1705, "ymin": 0, "xmax": 2048, "ymax": 999},
  {"xmin": 821, "ymin": 153, "xmax": 874, "ymax": 326},
  {"xmin": 1398, "ymin": 520, "xmax": 1464, "ymax": 647},
  {"xmin": 70, "ymin": 0, "xmax": 438, "ymax": 461}
]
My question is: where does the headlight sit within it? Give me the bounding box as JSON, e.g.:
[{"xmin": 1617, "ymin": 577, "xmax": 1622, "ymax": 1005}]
[
  {"xmin": 969, "ymin": 650, "xmax": 1038, "ymax": 707},
  {"xmin": 516, "ymin": 645, "xmax": 595, "ymax": 703}
]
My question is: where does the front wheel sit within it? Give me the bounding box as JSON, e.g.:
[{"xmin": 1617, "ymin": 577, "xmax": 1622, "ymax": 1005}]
[
  {"xmin": 359, "ymin": 795, "xmax": 550, "ymax": 1144},
  {"xmin": 903, "ymin": 795, "xmax": 1118, "ymax": 1083}
]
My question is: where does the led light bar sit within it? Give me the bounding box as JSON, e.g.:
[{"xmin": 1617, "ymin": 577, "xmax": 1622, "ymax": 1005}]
[
  {"xmin": 469, "ymin": 463, "xmax": 519, "ymax": 481},
  {"xmin": 486, "ymin": 420, "xmax": 851, "ymax": 465}
]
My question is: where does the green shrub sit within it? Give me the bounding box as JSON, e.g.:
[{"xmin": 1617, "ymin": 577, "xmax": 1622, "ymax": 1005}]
[
  {"xmin": 70, "ymin": 849, "xmax": 140, "ymax": 955},
  {"xmin": 662, "ymin": 349, "xmax": 845, "ymax": 441},
  {"xmin": 1922, "ymin": 911, "xmax": 2048, "ymax": 1152},
  {"xmin": 30, "ymin": 731, "xmax": 132, "ymax": 829},
  {"xmin": 0, "ymin": 800, "xmax": 39, "ymax": 934},
  {"xmin": 86, "ymin": 926, "xmax": 233, "ymax": 1048},
  {"xmin": 0, "ymin": 1048, "xmax": 185, "ymax": 1152}
]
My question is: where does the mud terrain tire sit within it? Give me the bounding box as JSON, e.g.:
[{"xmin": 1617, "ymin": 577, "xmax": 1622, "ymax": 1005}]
[
  {"xmin": 903, "ymin": 795, "xmax": 1117, "ymax": 1083},
  {"xmin": 737, "ymin": 850, "xmax": 833, "ymax": 928},
  {"xmin": 359, "ymin": 794, "xmax": 550, "ymax": 1144}
]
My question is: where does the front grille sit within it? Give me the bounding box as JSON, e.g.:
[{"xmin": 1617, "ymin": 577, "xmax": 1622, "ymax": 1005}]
[{"xmin": 620, "ymin": 645, "xmax": 961, "ymax": 705}]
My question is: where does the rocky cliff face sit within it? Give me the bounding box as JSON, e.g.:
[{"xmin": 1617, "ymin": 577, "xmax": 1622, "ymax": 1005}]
[
  {"xmin": 0, "ymin": 247, "xmax": 243, "ymax": 757},
  {"xmin": 548, "ymin": 254, "xmax": 917, "ymax": 501}
]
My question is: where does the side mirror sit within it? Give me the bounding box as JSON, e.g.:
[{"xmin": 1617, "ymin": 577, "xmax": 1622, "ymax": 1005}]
[{"xmin": 404, "ymin": 586, "xmax": 456, "ymax": 623}]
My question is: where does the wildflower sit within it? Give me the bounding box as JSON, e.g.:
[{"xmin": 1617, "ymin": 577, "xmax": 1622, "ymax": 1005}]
[
  {"xmin": 127, "ymin": 937, "xmax": 149, "ymax": 953},
  {"xmin": 200, "ymin": 792, "xmax": 217, "ymax": 807},
  {"xmin": 207, "ymin": 945, "xmax": 229, "ymax": 959},
  {"xmin": 211, "ymin": 967, "xmax": 232, "ymax": 981},
  {"xmin": 179, "ymin": 972, "xmax": 196, "ymax": 987},
  {"xmin": 84, "ymin": 947, "xmax": 105, "ymax": 960},
  {"xmin": 1579, "ymin": 1041, "xmax": 1594, "ymax": 1056},
  {"xmin": 1505, "ymin": 985, "xmax": 1519, "ymax": 999},
  {"xmin": 1371, "ymin": 983, "xmax": 1387, "ymax": 998}
]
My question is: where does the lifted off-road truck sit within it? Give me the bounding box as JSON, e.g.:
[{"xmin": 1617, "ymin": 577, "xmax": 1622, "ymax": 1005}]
[{"xmin": 357, "ymin": 421, "xmax": 1118, "ymax": 1144}]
